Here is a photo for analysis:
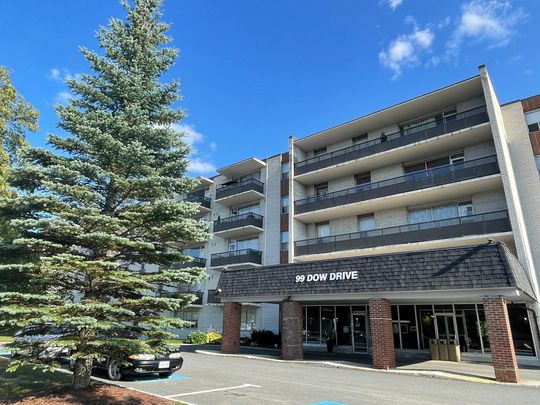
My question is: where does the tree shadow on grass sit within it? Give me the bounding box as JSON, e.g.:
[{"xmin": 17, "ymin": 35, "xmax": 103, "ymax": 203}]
[{"xmin": 0, "ymin": 359, "xmax": 166, "ymax": 404}]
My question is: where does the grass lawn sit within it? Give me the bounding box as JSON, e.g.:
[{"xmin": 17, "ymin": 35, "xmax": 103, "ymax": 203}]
[
  {"xmin": 166, "ymin": 338, "xmax": 184, "ymax": 345},
  {"xmin": 0, "ymin": 336, "xmax": 13, "ymax": 343},
  {"xmin": 0, "ymin": 357, "xmax": 185, "ymax": 404}
]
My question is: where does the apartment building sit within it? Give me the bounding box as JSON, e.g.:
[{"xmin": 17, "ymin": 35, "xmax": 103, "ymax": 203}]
[
  {"xmin": 171, "ymin": 154, "xmax": 290, "ymax": 338},
  {"xmin": 213, "ymin": 66, "xmax": 540, "ymax": 383}
]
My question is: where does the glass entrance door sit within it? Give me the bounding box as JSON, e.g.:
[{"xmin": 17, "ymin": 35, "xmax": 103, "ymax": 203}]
[
  {"xmin": 435, "ymin": 313, "xmax": 458, "ymax": 342},
  {"xmin": 352, "ymin": 309, "xmax": 368, "ymax": 352}
]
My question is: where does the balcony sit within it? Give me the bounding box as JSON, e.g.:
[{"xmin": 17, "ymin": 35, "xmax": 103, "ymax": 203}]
[
  {"xmin": 215, "ymin": 178, "xmax": 264, "ymax": 206},
  {"xmin": 172, "ymin": 257, "xmax": 206, "ymax": 269},
  {"xmin": 295, "ymin": 155, "xmax": 500, "ymax": 216},
  {"xmin": 210, "ymin": 248, "xmax": 263, "ymax": 269},
  {"xmin": 294, "ymin": 210, "xmax": 512, "ymax": 258},
  {"xmin": 213, "ymin": 212, "xmax": 264, "ymax": 238},
  {"xmin": 185, "ymin": 193, "xmax": 211, "ymax": 214},
  {"xmin": 295, "ymin": 106, "xmax": 489, "ymax": 177}
]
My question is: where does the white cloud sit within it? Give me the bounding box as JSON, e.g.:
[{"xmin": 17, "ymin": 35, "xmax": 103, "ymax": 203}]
[
  {"xmin": 171, "ymin": 123, "xmax": 204, "ymax": 155},
  {"xmin": 169, "ymin": 123, "xmax": 217, "ymax": 175},
  {"xmin": 379, "ymin": 26, "xmax": 434, "ymax": 79},
  {"xmin": 55, "ymin": 91, "xmax": 73, "ymax": 104},
  {"xmin": 446, "ymin": 0, "xmax": 526, "ymax": 59},
  {"xmin": 386, "ymin": 0, "xmax": 403, "ymax": 11},
  {"xmin": 49, "ymin": 68, "xmax": 62, "ymax": 81},
  {"xmin": 188, "ymin": 158, "xmax": 216, "ymax": 175}
]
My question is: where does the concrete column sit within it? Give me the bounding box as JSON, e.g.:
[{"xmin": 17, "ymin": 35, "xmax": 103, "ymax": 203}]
[
  {"xmin": 482, "ymin": 297, "xmax": 520, "ymax": 383},
  {"xmin": 221, "ymin": 302, "xmax": 242, "ymax": 354},
  {"xmin": 369, "ymin": 299, "xmax": 395, "ymax": 369},
  {"xmin": 281, "ymin": 301, "xmax": 304, "ymax": 360}
]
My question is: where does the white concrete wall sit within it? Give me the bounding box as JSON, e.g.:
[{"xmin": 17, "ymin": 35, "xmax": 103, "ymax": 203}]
[
  {"xmin": 480, "ymin": 66, "xmax": 540, "ymax": 299},
  {"xmin": 264, "ymin": 155, "xmax": 283, "ymax": 265}
]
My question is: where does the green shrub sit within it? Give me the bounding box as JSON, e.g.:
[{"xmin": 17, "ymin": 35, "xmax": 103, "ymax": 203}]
[
  {"xmin": 188, "ymin": 331, "xmax": 207, "ymax": 344},
  {"xmin": 251, "ymin": 330, "xmax": 280, "ymax": 347},
  {"xmin": 206, "ymin": 331, "xmax": 222, "ymax": 344}
]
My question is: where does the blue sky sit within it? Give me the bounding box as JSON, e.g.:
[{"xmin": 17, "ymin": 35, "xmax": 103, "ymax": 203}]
[{"xmin": 1, "ymin": 0, "xmax": 538, "ymax": 176}]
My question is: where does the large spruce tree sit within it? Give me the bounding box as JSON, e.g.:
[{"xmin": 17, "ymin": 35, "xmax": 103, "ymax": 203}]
[{"xmin": 0, "ymin": 0, "xmax": 208, "ymax": 388}]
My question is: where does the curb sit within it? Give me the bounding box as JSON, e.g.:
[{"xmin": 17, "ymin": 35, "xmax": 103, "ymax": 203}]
[{"xmin": 194, "ymin": 350, "xmax": 540, "ymax": 388}]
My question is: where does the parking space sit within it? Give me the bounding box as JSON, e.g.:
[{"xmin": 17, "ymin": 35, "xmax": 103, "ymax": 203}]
[{"xmin": 108, "ymin": 350, "xmax": 540, "ymax": 405}]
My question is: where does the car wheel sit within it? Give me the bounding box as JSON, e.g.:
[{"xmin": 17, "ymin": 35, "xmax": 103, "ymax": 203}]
[
  {"xmin": 159, "ymin": 371, "xmax": 173, "ymax": 378},
  {"xmin": 107, "ymin": 360, "xmax": 123, "ymax": 381}
]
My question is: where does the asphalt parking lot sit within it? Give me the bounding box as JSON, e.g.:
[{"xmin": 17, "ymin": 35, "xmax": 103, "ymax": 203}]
[{"xmin": 109, "ymin": 348, "xmax": 540, "ymax": 405}]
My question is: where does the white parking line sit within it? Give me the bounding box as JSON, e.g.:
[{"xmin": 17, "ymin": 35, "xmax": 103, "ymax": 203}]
[{"xmin": 165, "ymin": 383, "xmax": 261, "ymax": 398}]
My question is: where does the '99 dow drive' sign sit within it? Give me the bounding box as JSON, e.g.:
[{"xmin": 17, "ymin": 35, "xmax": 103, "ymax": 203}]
[{"xmin": 295, "ymin": 270, "xmax": 358, "ymax": 283}]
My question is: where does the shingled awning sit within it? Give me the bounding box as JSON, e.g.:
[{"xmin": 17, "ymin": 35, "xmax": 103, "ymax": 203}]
[{"xmin": 216, "ymin": 242, "xmax": 536, "ymax": 303}]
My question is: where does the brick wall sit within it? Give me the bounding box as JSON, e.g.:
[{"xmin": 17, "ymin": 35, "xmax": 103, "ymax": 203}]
[
  {"xmin": 521, "ymin": 95, "xmax": 540, "ymax": 113},
  {"xmin": 281, "ymin": 301, "xmax": 304, "ymax": 360},
  {"xmin": 529, "ymin": 131, "xmax": 540, "ymax": 155},
  {"xmin": 369, "ymin": 299, "xmax": 395, "ymax": 369},
  {"xmin": 221, "ymin": 302, "xmax": 242, "ymax": 354},
  {"xmin": 482, "ymin": 297, "xmax": 520, "ymax": 383}
]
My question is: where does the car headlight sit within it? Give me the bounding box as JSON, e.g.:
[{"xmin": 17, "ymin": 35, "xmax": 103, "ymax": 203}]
[
  {"xmin": 128, "ymin": 354, "xmax": 156, "ymax": 360},
  {"xmin": 168, "ymin": 352, "xmax": 182, "ymax": 359}
]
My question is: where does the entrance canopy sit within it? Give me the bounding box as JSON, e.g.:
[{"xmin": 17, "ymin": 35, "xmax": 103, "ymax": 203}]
[{"xmin": 216, "ymin": 242, "xmax": 536, "ymax": 304}]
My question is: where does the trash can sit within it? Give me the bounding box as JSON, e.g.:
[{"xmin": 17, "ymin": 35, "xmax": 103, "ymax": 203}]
[
  {"xmin": 448, "ymin": 339, "xmax": 461, "ymax": 362},
  {"xmin": 429, "ymin": 339, "xmax": 439, "ymax": 360},
  {"xmin": 438, "ymin": 339, "xmax": 449, "ymax": 361}
]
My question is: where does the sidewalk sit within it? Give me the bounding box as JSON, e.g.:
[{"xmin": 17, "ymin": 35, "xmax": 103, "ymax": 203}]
[{"xmin": 191, "ymin": 345, "xmax": 540, "ymax": 386}]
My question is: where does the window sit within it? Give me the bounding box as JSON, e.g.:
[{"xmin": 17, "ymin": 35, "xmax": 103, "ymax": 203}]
[
  {"xmin": 314, "ymin": 182, "xmax": 328, "ymax": 196},
  {"xmin": 281, "ymin": 231, "xmax": 289, "ymax": 251},
  {"xmin": 400, "ymin": 108, "xmax": 456, "ymax": 135},
  {"xmin": 241, "ymin": 308, "xmax": 257, "ymax": 331},
  {"xmin": 525, "ymin": 110, "xmax": 540, "ymax": 133},
  {"xmin": 281, "ymin": 162, "xmax": 290, "ymax": 179},
  {"xmin": 316, "ymin": 222, "xmax": 330, "ymax": 238},
  {"xmin": 358, "ymin": 215, "xmax": 375, "ymax": 232},
  {"xmin": 404, "ymin": 152, "xmax": 464, "ymax": 174},
  {"xmin": 535, "ymin": 156, "xmax": 540, "ymax": 172},
  {"xmin": 408, "ymin": 201, "xmax": 474, "ymax": 224},
  {"xmin": 281, "ymin": 196, "xmax": 289, "ymax": 214},
  {"xmin": 176, "ymin": 311, "xmax": 199, "ymax": 329},
  {"xmin": 313, "ymin": 147, "xmax": 327, "ymax": 157},
  {"xmin": 231, "ymin": 203, "xmax": 259, "ymax": 216},
  {"xmin": 185, "ymin": 246, "xmax": 205, "ymax": 258},
  {"xmin": 355, "ymin": 172, "xmax": 371, "ymax": 186},
  {"xmin": 229, "ymin": 237, "xmax": 259, "ymax": 251},
  {"xmin": 458, "ymin": 201, "xmax": 474, "ymax": 219},
  {"xmin": 352, "ymin": 133, "xmax": 368, "ymax": 145},
  {"xmin": 237, "ymin": 171, "xmax": 260, "ymax": 181}
]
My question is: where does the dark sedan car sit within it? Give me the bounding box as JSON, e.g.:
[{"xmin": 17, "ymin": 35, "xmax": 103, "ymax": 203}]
[{"xmin": 71, "ymin": 349, "xmax": 183, "ymax": 381}]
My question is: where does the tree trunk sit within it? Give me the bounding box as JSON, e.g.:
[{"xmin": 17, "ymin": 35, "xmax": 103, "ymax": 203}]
[{"xmin": 72, "ymin": 358, "xmax": 93, "ymax": 389}]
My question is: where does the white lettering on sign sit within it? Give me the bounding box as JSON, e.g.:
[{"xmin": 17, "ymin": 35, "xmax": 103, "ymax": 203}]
[{"xmin": 295, "ymin": 271, "xmax": 358, "ymax": 283}]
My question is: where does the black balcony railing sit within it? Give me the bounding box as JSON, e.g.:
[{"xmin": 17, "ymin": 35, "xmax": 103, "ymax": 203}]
[
  {"xmin": 295, "ymin": 155, "xmax": 499, "ymax": 214},
  {"xmin": 210, "ymin": 248, "xmax": 263, "ymax": 267},
  {"xmin": 214, "ymin": 212, "xmax": 264, "ymax": 233},
  {"xmin": 172, "ymin": 257, "xmax": 206, "ymax": 269},
  {"xmin": 215, "ymin": 178, "xmax": 264, "ymax": 200},
  {"xmin": 295, "ymin": 210, "xmax": 511, "ymax": 256},
  {"xmin": 207, "ymin": 289, "xmax": 221, "ymax": 304},
  {"xmin": 295, "ymin": 106, "xmax": 489, "ymax": 175},
  {"xmin": 185, "ymin": 193, "xmax": 211, "ymax": 209}
]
